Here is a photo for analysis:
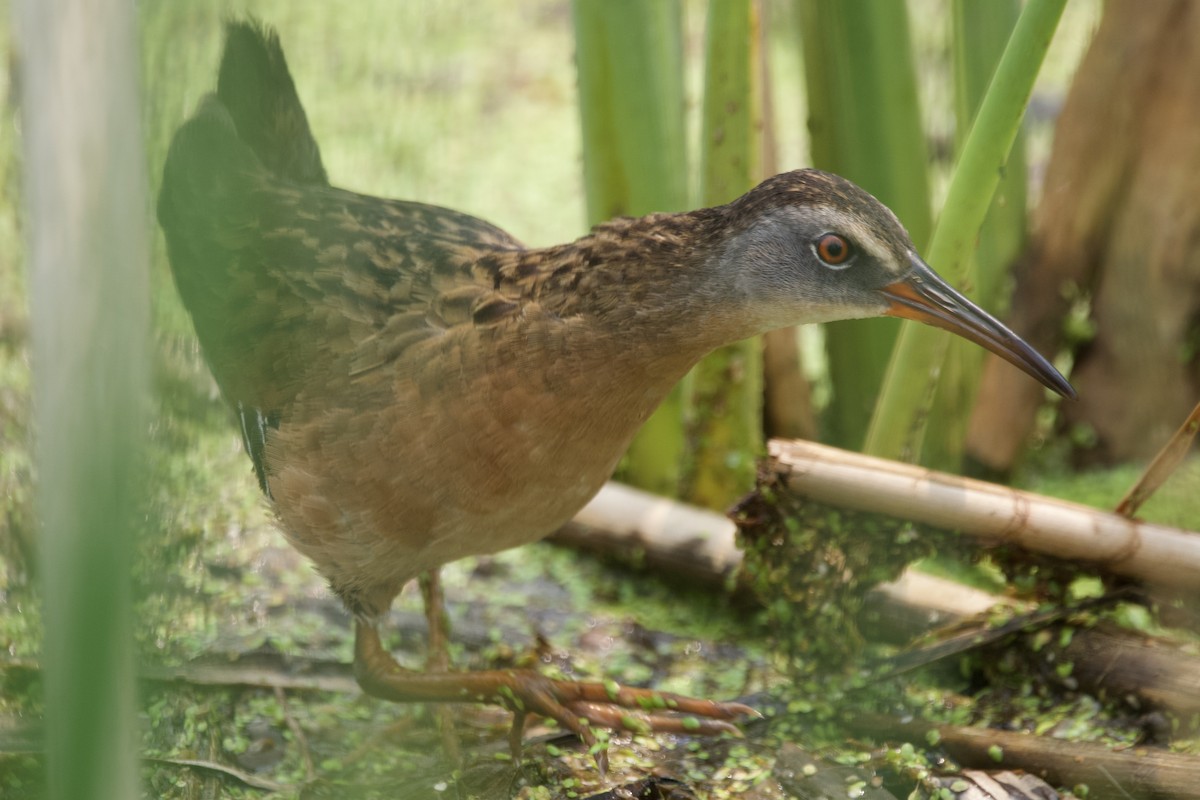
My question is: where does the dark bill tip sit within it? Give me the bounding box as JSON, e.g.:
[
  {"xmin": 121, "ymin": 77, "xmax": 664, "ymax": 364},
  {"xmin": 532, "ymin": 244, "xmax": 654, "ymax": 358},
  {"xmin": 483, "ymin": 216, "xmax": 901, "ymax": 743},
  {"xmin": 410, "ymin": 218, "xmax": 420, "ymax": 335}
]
[{"xmin": 881, "ymin": 257, "xmax": 1077, "ymax": 400}]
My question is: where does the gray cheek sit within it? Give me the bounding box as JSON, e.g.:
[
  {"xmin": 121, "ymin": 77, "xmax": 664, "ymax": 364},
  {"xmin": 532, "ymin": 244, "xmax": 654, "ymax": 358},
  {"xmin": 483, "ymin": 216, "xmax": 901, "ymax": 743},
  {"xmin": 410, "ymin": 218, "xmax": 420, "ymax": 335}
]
[{"xmin": 729, "ymin": 237, "xmax": 813, "ymax": 298}]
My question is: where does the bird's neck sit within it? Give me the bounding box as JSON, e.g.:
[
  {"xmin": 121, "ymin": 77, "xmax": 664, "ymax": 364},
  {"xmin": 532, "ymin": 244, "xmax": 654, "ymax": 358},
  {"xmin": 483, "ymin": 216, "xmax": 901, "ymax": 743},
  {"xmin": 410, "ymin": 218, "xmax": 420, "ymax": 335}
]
[
  {"xmin": 504, "ymin": 207, "xmax": 749, "ymax": 360},
  {"xmin": 463, "ymin": 209, "xmax": 756, "ymax": 468}
]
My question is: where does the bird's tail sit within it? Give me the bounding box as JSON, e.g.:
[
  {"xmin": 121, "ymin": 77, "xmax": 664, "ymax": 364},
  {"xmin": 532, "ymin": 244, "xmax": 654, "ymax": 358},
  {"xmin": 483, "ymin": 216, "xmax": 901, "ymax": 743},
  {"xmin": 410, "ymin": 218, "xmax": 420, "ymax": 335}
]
[
  {"xmin": 216, "ymin": 20, "xmax": 327, "ymax": 186},
  {"xmin": 157, "ymin": 21, "xmax": 329, "ymax": 409},
  {"xmin": 157, "ymin": 20, "xmax": 327, "ymax": 271}
]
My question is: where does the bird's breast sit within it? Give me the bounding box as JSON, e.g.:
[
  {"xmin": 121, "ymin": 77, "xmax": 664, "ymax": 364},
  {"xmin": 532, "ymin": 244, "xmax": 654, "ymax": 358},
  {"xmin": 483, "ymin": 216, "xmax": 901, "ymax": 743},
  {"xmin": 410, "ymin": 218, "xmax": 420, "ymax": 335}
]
[{"xmin": 264, "ymin": 310, "xmax": 700, "ymax": 593}]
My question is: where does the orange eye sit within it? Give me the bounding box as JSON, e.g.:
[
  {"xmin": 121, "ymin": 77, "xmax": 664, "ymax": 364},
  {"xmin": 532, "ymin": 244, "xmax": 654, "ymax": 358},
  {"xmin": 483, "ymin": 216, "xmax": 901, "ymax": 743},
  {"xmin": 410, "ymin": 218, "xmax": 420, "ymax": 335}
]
[{"xmin": 815, "ymin": 233, "xmax": 853, "ymax": 267}]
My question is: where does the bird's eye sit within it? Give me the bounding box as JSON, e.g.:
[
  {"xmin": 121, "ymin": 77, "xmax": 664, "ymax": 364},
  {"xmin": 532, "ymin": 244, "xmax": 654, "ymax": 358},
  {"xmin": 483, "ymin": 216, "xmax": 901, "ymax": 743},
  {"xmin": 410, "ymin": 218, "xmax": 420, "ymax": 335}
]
[{"xmin": 814, "ymin": 233, "xmax": 853, "ymax": 268}]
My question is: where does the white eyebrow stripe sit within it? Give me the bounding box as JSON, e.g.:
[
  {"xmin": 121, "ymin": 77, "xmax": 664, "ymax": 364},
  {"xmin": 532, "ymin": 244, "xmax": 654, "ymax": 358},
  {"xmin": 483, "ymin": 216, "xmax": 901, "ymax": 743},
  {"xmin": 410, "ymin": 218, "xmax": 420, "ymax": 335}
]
[{"xmin": 809, "ymin": 205, "xmax": 904, "ymax": 275}]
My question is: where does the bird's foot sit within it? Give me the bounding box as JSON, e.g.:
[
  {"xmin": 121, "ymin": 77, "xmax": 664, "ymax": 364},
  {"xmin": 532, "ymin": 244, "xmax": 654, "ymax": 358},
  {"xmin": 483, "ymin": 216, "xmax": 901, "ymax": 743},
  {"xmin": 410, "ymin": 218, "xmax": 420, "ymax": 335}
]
[
  {"xmin": 492, "ymin": 670, "xmax": 757, "ymax": 772},
  {"xmin": 354, "ymin": 620, "xmax": 757, "ymax": 772}
]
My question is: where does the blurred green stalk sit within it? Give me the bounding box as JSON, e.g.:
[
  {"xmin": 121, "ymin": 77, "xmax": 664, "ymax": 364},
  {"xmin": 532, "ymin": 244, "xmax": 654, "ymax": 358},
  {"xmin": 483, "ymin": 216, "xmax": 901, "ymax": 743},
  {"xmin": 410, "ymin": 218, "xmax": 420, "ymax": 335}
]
[
  {"xmin": 19, "ymin": 1, "xmax": 149, "ymax": 798},
  {"xmin": 573, "ymin": 0, "xmax": 689, "ymax": 494},
  {"xmin": 865, "ymin": 0, "xmax": 1066, "ymax": 461},
  {"xmin": 686, "ymin": 0, "xmax": 764, "ymax": 509},
  {"xmin": 797, "ymin": 0, "xmax": 932, "ymax": 450},
  {"xmin": 950, "ymin": 0, "xmax": 1027, "ymax": 310},
  {"xmin": 922, "ymin": 0, "xmax": 1028, "ymax": 469}
]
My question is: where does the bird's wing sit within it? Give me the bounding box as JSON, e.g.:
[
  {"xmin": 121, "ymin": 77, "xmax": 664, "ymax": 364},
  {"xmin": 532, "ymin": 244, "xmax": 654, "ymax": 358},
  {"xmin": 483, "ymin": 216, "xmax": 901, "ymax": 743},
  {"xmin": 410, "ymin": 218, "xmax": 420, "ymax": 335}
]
[
  {"xmin": 249, "ymin": 181, "xmax": 529, "ymax": 389},
  {"xmin": 158, "ymin": 20, "xmax": 532, "ymax": 495},
  {"xmin": 160, "ymin": 108, "xmax": 524, "ymax": 415}
]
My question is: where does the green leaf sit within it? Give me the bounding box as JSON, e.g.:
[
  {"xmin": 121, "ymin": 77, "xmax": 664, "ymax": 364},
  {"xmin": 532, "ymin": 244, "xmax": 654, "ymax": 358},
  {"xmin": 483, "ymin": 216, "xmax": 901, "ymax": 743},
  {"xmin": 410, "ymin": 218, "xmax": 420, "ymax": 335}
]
[
  {"xmin": 865, "ymin": 0, "xmax": 1068, "ymax": 461},
  {"xmin": 798, "ymin": 0, "xmax": 932, "ymax": 450}
]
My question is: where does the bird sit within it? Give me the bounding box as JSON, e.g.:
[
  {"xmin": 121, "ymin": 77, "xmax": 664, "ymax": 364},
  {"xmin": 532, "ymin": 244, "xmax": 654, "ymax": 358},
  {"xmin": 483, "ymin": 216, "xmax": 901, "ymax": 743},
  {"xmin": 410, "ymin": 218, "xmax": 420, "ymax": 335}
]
[{"xmin": 158, "ymin": 20, "xmax": 1074, "ymax": 761}]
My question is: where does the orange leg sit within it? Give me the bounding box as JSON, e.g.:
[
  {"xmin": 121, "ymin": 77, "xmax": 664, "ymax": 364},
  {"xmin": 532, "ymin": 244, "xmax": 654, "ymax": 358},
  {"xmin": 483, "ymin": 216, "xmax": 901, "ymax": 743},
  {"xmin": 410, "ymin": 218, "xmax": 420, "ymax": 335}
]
[{"xmin": 417, "ymin": 570, "xmax": 462, "ymax": 764}]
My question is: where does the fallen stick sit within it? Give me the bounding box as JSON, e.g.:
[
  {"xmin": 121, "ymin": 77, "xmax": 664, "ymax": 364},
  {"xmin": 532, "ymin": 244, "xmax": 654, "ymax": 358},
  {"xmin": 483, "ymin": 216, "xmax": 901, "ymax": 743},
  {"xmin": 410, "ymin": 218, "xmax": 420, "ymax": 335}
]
[
  {"xmin": 1116, "ymin": 399, "xmax": 1200, "ymax": 518},
  {"xmin": 1061, "ymin": 623, "xmax": 1200, "ymax": 717},
  {"xmin": 843, "ymin": 713, "xmax": 1199, "ymax": 799},
  {"xmin": 559, "ymin": 480, "xmax": 743, "ymax": 587},
  {"xmin": 555, "ymin": 481, "xmax": 1004, "ymax": 631},
  {"xmin": 767, "ymin": 439, "xmax": 1200, "ymax": 590},
  {"xmin": 555, "ymin": 479, "xmax": 1200, "ymax": 721}
]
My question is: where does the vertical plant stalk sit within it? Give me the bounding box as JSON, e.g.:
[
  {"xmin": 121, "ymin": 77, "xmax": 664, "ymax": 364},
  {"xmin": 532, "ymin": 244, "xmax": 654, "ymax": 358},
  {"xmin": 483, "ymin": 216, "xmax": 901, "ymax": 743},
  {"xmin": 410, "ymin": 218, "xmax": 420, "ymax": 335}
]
[
  {"xmin": 686, "ymin": 0, "xmax": 765, "ymax": 509},
  {"xmin": 573, "ymin": 0, "xmax": 688, "ymax": 495},
  {"xmin": 797, "ymin": 0, "xmax": 932, "ymax": 450},
  {"xmin": 760, "ymin": 6, "xmax": 817, "ymax": 443},
  {"xmin": 18, "ymin": 1, "xmax": 150, "ymax": 798},
  {"xmin": 864, "ymin": 0, "xmax": 1067, "ymax": 461},
  {"xmin": 922, "ymin": 0, "xmax": 1028, "ymax": 469}
]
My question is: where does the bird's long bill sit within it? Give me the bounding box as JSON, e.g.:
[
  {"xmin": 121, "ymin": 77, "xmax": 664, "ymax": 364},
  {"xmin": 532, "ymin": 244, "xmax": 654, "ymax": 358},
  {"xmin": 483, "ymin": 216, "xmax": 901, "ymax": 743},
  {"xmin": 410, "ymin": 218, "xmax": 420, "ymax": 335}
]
[{"xmin": 882, "ymin": 256, "xmax": 1076, "ymax": 399}]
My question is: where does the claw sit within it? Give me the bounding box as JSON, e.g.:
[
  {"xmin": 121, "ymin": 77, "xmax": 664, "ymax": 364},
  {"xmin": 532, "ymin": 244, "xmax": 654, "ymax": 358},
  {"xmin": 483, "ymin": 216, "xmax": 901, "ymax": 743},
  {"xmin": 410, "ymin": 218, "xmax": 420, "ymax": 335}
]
[
  {"xmin": 592, "ymin": 741, "xmax": 609, "ymax": 779},
  {"xmin": 568, "ymin": 702, "xmax": 747, "ymax": 737},
  {"xmin": 507, "ymin": 710, "xmax": 527, "ymax": 762},
  {"xmin": 524, "ymin": 675, "xmax": 753, "ymax": 753}
]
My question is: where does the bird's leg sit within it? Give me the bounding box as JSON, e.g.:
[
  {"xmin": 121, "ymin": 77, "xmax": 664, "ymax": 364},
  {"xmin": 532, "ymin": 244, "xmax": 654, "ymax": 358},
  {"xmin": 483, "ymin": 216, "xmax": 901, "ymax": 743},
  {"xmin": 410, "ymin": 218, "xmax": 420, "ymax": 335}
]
[
  {"xmin": 418, "ymin": 570, "xmax": 451, "ymax": 668},
  {"xmin": 417, "ymin": 570, "xmax": 462, "ymax": 764},
  {"xmin": 352, "ymin": 620, "xmax": 757, "ymax": 763}
]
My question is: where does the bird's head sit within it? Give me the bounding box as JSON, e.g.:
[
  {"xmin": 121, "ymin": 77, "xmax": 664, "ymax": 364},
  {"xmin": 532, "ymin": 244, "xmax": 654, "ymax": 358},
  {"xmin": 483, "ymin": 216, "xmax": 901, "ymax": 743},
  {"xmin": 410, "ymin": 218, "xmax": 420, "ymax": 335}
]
[{"xmin": 715, "ymin": 169, "xmax": 1075, "ymax": 399}]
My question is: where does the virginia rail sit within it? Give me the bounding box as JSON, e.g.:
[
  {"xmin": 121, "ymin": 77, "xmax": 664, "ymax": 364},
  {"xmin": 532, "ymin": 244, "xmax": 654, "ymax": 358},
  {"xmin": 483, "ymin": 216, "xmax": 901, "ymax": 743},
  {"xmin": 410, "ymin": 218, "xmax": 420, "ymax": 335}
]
[{"xmin": 158, "ymin": 22, "xmax": 1074, "ymax": 757}]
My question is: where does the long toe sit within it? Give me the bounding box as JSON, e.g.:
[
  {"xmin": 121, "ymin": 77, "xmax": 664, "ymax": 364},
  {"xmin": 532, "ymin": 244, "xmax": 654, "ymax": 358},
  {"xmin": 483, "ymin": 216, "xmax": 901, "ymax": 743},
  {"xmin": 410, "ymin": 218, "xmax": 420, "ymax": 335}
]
[{"xmin": 502, "ymin": 671, "xmax": 756, "ymax": 743}]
